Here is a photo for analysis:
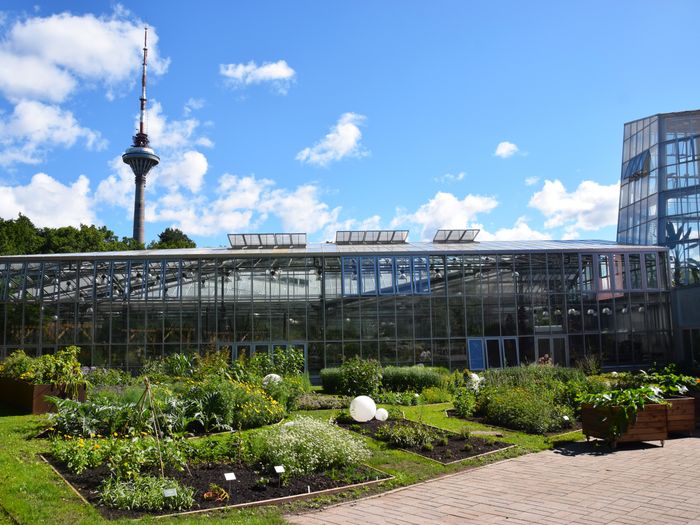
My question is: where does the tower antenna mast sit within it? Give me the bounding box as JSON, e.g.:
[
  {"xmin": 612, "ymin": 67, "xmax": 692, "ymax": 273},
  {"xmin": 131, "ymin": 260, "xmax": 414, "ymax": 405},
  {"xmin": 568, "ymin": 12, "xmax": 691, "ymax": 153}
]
[{"xmin": 122, "ymin": 26, "xmax": 160, "ymax": 246}]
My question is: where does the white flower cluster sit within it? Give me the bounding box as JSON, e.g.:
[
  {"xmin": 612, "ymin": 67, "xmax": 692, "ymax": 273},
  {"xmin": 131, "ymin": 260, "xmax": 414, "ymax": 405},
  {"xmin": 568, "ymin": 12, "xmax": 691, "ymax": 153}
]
[
  {"xmin": 260, "ymin": 416, "xmax": 371, "ymax": 476},
  {"xmin": 467, "ymin": 372, "xmax": 485, "ymax": 393}
]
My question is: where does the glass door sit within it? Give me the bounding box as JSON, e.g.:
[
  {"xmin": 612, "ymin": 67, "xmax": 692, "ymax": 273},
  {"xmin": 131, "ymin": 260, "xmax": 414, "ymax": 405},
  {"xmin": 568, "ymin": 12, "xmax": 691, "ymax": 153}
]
[
  {"xmin": 502, "ymin": 337, "xmax": 519, "ymax": 367},
  {"xmin": 535, "ymin": 336, "xmax": 568, "ymax": 365},
  {"xmin": 485, "ymin": 338, "xmax": 502, "ymax": 368}
]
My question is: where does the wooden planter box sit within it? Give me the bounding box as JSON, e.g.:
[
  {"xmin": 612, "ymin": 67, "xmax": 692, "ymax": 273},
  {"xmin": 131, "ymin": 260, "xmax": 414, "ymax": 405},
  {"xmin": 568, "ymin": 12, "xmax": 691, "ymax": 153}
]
[
  {"xmin": 0, "ymin": 377, "xmax": 86, "ymax": 415},
  {"xmin": 692, "ymin": 392, "xmax": 700, "ymax": 427},
  {"xmin": 666, "ymin": 396, "xmax": 696, "ymax": 434},
  {"xmin": 581, "ymin": 403, "xmax": 667, "ymax": 448}
]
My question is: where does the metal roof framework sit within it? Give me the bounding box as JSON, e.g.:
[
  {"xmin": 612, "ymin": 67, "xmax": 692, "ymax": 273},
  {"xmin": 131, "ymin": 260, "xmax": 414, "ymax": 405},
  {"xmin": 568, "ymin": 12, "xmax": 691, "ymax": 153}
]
[
  {"xmin": 433, "ymin": 229, "xmax": 480, "ymax": 243},
  {"xmin": 228, "ymin": 233, "xmax": 307, "ymax": 250},
  {"xmin": 335, "ymin": 230, "xmax": 409, "ymax": 245}
]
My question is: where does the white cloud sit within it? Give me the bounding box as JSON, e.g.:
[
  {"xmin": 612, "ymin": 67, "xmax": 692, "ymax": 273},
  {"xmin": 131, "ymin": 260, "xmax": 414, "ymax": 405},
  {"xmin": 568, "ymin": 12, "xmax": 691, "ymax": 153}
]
[
  {"xmin": 296, "ymin": 113, "xmax": 368, "ymax": 167},
  {"xmin": 0, "ymin": 10, "xmax": 168, "ymax": 165},
  {"xmin": 525, "ymin": 176, "xmax": 539, "ymax": 186},
  {"xmin": 0, "ymin": 100, "xmax": 105, "ymax": 166},
  {"xmin": 156, "ymin": 150, "xmax": 208, "ymax": 193},
  {"xmin": 144, "ymin": 101, "xmax": 211, "ymax": 150},
  {"xmin": 494, "ymin": 141, "xmax": 519, "ymax": 159},
  {"xmin": 1, "ymin": 11, "xmax": 168, "ymax": 102},
  {"xmin": 219, "ymin": 60, "xmax": 296, "ymax": 94},
  {"xmin": 262, "ymin": 185, "xmax": 341, "ymax": 234},
  {"xmin": 183, "ymin": 97, "xmax": 204, "ymax": 115},
  {"xmin": 391, "ymin": 191, "xmax": 498, "ymax": 240},
  {"xmin": 478, "ymin": 216, "xmax": 551, "ymax": 241},
  {"xmin": 0, "ymin": 172, "xmax": 94, "ymax": 227},
  {"xmin": 528, "ymin": 179, "xmax": 620, "ymax": 237},
  {"xmin": 434, "ymin": 171, "xmax": 465, "ymax": 183}
]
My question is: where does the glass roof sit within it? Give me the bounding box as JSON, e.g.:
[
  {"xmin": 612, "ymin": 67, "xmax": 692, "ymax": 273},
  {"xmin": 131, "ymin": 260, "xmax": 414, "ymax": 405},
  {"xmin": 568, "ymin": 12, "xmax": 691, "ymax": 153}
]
[
  {"xmin": 433, "ymin": 229, "xmax": 480, "ymax": 243},
  {"xmin": 228, "ymin": 233, "xmax": 307, "ymax": 249},
  {"xmin": 335, "ymin": 230, "xmax": 409, "ymax": 245}
]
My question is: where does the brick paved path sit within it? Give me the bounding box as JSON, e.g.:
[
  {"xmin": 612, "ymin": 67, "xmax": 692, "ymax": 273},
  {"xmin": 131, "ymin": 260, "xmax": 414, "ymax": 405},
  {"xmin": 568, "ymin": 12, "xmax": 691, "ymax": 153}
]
[{"xmin": 286, "ymin": 437, "xmax": 700, "ymax": 525}]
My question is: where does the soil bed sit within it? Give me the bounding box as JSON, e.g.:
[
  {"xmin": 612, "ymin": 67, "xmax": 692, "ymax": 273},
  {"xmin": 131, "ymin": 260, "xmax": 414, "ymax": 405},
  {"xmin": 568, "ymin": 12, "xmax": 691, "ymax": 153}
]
[
  {"xmin": 337, "ymin": 418, "xmax": 511, "ymax": 464},
  {"xmin": 444, "ymin": 409, "xmax": 582, "ymax": 437},
  {"xmin": 46, "ymin": 457, "xmax": 388, "ymax": 520}
]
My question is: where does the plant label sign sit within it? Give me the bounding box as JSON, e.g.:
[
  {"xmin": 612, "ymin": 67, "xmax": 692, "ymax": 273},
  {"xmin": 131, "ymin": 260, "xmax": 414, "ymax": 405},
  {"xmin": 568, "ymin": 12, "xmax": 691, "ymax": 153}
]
[
  {"xmin": 163, "ymin": 488, "xmax": 178, "ymax": 498},
  {"xmin": 224, "ymin": 472, "xmax": 236, "ymax": 481},
  {"xmin": 274, "ymin": 465, "xmax": 285, "ymax": 474}
]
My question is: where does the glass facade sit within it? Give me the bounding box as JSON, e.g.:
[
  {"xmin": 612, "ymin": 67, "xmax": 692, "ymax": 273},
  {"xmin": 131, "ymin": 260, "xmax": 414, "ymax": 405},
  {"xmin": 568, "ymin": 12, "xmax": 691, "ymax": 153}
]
[
  {"xmin": 617, "ymin": 110, "xmax": 700, "ymax": 286},
  {"xmin": 0, "ymin": 242, "xmax": 673, "ymax": 375}
]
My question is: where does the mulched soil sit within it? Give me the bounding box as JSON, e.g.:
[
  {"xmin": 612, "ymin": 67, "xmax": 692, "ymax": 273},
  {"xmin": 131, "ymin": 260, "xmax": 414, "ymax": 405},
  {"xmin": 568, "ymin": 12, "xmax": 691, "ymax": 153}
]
[
  {"xmin": 337, "ymin": 419, "xmax": 511, "ymax": 463},
  {"xmin": 46, "ymin": 457, "xmax": 386, "ymax": 520},
  {"xmin": 444, "ymin": 409, "xmax": 583, "ymax": 437}
]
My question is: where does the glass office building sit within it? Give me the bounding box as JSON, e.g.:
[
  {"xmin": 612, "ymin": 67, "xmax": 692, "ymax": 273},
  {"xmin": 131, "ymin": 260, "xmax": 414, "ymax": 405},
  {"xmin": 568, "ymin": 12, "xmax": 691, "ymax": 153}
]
[
  {"xmin": 0, "ymin": 232, "xmax": 673, "ymax": 375},
  {"xmin": 616, "ymin": 110, "xmax": 700, "ymax": 364}
]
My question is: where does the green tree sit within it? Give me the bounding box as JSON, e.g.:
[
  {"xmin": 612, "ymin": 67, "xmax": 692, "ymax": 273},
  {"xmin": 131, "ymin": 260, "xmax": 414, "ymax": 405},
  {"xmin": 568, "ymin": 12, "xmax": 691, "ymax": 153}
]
[
  {"xmin": 0, "ymin": 215, "xmax": 42, "ymax": 255},
  {"xmin": 148, "ymin": 228, "xmax": 196, "ymax": 249}
]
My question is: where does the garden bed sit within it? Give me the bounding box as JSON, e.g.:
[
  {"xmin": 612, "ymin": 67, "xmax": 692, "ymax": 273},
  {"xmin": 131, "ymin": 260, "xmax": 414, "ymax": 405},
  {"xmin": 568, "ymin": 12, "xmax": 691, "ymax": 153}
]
[
  {"xmin": 444, "ymin": 409, "xmax": 580, "ymax": 437},
  {"xmin": 337, "ymin": 419, "xmax": 512, "ymax": 464},
  {"xmin": 43, "ymin": 455, "xmax": 391, "ymax": 520}
]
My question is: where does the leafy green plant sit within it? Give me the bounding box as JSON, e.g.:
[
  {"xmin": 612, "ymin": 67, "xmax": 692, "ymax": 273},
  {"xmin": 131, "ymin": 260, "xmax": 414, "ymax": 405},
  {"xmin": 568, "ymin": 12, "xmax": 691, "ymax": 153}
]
[
  {"xmin": 338, "ymin": 357, "xmax": 382, "ymax": 397},
  {"xmin": 453, "ymin": 387, "xmax": 477, "ymax": 418},
  {"xmin": 477, "ymin": 385, "xmax": 574, "ymax": 434},
  {"xmin": 420, "ymin": 386, "xmax": 452, "ymax": 404},
  {"xmin": 374, "ymin": 421, "xmax": 442, "ymax": 449},
  {"xmin": 99, "ymin": 475, "xmax": 194, "ymax": 511},
  {"xmin": 578, "ymin": 386, "xmax": 667, "ymax": 439},
  {"xmin": 0, "ymin": 346, "xmax": 86, "ymax": 398},
  {"xmin": 375, "ymin": 391, "xmax": 421, "ymax": 405}
]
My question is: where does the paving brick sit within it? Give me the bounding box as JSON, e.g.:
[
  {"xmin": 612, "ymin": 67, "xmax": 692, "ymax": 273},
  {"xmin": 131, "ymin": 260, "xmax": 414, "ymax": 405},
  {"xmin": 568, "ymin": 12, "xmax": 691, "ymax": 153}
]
[{"xmin": 285, "ymin": 435, "xmax": 700, "ymax": 525}]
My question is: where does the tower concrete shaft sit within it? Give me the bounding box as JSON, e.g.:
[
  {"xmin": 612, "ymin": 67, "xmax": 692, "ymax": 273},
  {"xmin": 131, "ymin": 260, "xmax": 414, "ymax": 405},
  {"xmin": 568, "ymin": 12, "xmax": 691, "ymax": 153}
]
[{"xmin": 122, "ymin": 27, "xmax": 159, "ymax": 247}]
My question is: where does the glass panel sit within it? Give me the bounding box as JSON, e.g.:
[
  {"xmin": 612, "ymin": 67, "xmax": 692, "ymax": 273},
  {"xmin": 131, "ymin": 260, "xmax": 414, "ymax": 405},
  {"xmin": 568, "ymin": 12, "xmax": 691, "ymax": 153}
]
[
  {"xmin": 645, "ymin": 253, "xmax": 658, "ymax": 288},
  {"xmin": 486, "ymin": 339, "xmax": 501, "ymax": 368},
  {"xmin": 503, "ymin": 338, "xmax": 518, "ymax": 367},
  {"xmin": 360, "ymin": 257, "xmax": 377, "ymax": 295},
  {"xmin": 468, "ymin": 339, "xmax": 485, "ymax": 370}
]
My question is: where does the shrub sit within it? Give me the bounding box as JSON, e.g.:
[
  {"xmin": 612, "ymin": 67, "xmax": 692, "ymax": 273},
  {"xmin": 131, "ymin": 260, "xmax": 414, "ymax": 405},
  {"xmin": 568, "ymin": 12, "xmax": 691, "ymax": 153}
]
[
  {"xmin": 375, "ymin": 391, "xmax": 421, "ymax": 405},
  {"xmin": 420, "ymin": 386, "xmax": 452, "ymax": 404},
  {"xmin": 374, "ymin": 421, "xmax": 441, "ymax": 449},
  {"xmin": 99, "ymin": 475, "xmax": 194, "ymax": 511},
  {"xmin": 248, "ymin": 417, "xmax": 370, "ymax": 477},
  {"xmin": 481, "ymin": 365, "xmax": 586, "ymax": 390},
  {"xmin": 263, "ymin": 375, "xmax": 310, "ymax": 411},
  {"xmin": 453, "ymin": 388, "xmax": 477, "ymax": 418},
  {"xmin": 85, "ymin": 368, "xmax": 135, "ymax": 388},
  {"xmin": 381, "ymin": 366, "xmax": 445, "ymax": 392},
  {"xmin": 185, "ymin": 379, "xmax": 284, "ymax": 432},
  {"xmin": 476, "ymin": 386, "xmax": 574, "ymax": 434},
  {"xmin": 339, "ymin": 357, "xmax": 382, "ymax": 397},
  {"xmin": 296, "ymin": 393, "xmax": 350, "ymax": 410},
  {"xmin": 320, "ymin": 368, "xmax": 343, "ymax": 394}
]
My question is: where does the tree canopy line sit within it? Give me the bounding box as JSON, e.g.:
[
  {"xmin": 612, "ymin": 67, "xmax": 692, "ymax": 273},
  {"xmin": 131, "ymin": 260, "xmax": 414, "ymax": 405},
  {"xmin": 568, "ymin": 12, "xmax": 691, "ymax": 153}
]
[{"xmin": 0, "ymin": 214, "xmax": 196, "ymax": 255}]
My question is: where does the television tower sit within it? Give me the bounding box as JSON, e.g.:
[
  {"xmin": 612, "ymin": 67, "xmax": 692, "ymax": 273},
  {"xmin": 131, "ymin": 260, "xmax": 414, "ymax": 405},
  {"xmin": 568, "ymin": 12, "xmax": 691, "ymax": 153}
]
[{"xmin": 122, "ymin": 27, "xmax": 159, "ymax": 246}]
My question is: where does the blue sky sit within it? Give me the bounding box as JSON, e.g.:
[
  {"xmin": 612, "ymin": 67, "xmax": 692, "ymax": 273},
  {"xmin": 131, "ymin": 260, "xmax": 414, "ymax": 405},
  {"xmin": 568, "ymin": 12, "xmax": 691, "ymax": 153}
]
[{"xmin": 1, "ymin": 1, "xmax": 699, "ymax": 246}]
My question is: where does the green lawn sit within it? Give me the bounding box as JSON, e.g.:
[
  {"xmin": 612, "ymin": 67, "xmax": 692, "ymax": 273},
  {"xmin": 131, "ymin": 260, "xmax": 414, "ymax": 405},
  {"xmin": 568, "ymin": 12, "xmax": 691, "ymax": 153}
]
[{"xmin": 0, "ymin": 403, "xmax": 580, "ymax": 524}]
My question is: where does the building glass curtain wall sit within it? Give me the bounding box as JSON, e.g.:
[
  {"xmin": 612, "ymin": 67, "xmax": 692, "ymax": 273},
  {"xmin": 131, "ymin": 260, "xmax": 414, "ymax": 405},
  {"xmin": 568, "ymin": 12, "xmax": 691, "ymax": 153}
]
[
  {"xmin": 617, "ymin": 110, "xmax": 700, "ymax": 366},
  {"xmin": 617, "ymin": 110, "xmax": 700, "ymax": 286},
  {"xmin": 0, "ymin": 240, "xmax": 672, "ymax": 375}
]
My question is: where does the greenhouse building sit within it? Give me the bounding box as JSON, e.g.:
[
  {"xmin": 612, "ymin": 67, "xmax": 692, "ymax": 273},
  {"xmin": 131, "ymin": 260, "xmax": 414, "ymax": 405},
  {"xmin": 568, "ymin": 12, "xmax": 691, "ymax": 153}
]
[{"xmin": 0, "ymin": 230, "xmax": 674, "ymax": 377}]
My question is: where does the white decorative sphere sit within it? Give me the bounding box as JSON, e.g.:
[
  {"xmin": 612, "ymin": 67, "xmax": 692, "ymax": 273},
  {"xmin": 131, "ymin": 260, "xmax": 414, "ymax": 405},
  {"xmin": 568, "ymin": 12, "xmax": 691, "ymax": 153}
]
[
  {"xmin": 349, "ymin": 396, "xmax": 377, "ymax": 422},
  {"xmin": 262, "ymin": 373, "xmax": 282, "ymax": 386},
  {"xmin": 375, "ymin": 408, "xmax": 389, "ymax": 421}
]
